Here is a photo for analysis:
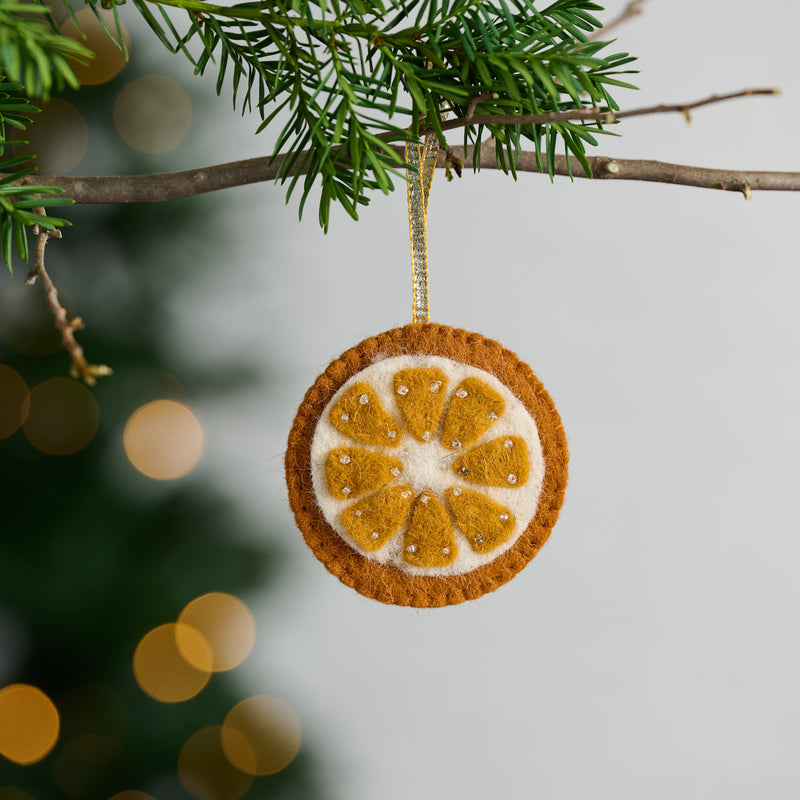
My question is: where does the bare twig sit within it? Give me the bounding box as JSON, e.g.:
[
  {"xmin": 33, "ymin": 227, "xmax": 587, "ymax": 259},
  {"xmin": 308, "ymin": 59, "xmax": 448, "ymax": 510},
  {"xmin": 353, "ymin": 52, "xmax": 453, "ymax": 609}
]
[
  {"xmin": 3, "ymin": 90, "xmax": 793, "ymax": 204},
  {"xmin": 589, "ymin": 0, "xmax": 648, "ymax": 41},
  {"xmin": 24, "ymin": 210, "xmax": 112, "ymax": 385},
  {"xmin": 435, "ymin": 88, "xmax": 780, "ymax": 134}
]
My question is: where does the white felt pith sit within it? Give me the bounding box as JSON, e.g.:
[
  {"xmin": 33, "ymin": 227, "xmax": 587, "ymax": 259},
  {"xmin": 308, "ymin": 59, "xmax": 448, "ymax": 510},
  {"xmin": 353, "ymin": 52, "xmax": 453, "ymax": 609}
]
[{"xmin": 310, "ymin": 354, "xmax": 545, "ymax": 577}]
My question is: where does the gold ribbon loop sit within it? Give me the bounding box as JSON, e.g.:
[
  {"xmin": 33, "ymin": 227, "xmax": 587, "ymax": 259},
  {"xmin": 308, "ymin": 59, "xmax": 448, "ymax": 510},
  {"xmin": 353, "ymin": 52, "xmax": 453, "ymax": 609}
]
[{"xmin": 406, "ymin": 134, "xmax": 438, "ymax": 324}]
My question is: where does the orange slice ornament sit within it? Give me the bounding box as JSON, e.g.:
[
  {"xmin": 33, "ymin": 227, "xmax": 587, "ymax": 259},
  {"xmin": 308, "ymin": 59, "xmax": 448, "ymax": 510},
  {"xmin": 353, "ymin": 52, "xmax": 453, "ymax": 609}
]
[{"xmin": 285, "ymin": 324, "xmax": 569, "ymax": 607}]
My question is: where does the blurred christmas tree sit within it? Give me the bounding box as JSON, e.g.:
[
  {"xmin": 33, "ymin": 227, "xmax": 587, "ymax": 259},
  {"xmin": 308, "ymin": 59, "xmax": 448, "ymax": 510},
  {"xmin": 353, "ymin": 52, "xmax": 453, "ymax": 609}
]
[{"xmin": 0, "ymin": 14, "xmax": 323, "ymax": 800}]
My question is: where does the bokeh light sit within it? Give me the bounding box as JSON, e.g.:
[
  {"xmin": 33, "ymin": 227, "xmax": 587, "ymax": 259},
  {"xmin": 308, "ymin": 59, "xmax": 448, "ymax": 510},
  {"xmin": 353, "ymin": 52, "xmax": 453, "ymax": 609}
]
[
  {"xmin": 221, "ymin": 696, "xmax": 302, "ymax": 776},
  {"xmin": 53, "ymin": 734, "xmax": 125, "ymax": 799},
  {"xmin": 22, "ymin": 377, "xmax": 99, "ymax": 456},
  {"xmin": 178, "ymin": 726, "xmax": 253, "ymax": 800},
  {"xmin": 113, "ymin": 76, "xmax": 192, "ymax": 154},
  {"xmin": 61, "ymin": 9, "xmax": 130, "ymax": 86},
  {"xmin": 177, "ymin": 593, "xmax": 256, "ymax": 673},
  {"xmin": 0, "ymin": 365, "xmax": 29, "ymax": 439},
  {"xmin": 133, "ymin": 623, "xmax": 211, "ymax": 703},
  {"xmin": 0, "ymin": 683, "xmax": 60, "ymax": 765},
  {"xmin": 123, "ymin": 399, "xmax": 204, "ymax": 480},
  {"xmin": 13, "ymin": 97, "xmax": 89, "ymax": 173}
]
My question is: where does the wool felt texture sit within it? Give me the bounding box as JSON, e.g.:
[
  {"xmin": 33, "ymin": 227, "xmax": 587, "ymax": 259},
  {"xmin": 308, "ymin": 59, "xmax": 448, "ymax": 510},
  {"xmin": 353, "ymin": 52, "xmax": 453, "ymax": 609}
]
[
  {"xmin": 329, "ymin": 382, "xmax": 402, "ymax": 447},
  {"xmin": 310, "ymin": 354, "xmax": 544, "ymax": 578},
  {"xmin": 443, "ymin": 487, "xmax": 516, "ymax": 555},
  {"xmin": 403, "ymin": 492, "xmax": 457, "ymax": 568},
  {"xmin": 325, "ymin": 446, "xmax": 405, "ymax": 501},
  {"xmin": 392, "ymin": 367, "xmax": 448, "ymax": 442},
  {"xmin": 452, "ymin": 435, "xmax": 530, "ymax": 488},
  {"xmin": 440, "ymin": 377, "xmax": 505, "ymax": 451},
  {"xmin": 285, "ymin": 323, "xmax": 570, "ymax": 608},
  {"xmin": 340, "ymin": 484, "xmax": 415, "ymax": 552}
]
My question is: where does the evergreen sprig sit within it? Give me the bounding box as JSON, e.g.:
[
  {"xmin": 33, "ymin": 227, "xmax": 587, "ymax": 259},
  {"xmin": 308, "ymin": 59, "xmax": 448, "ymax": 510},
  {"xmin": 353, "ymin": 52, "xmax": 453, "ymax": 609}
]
[
  {"xmin": 132, "ymin": 0, "xmax": 637, "ymax": 228},
  {"xmin": 0, "ymin": 0, "xmax": 92, "ymax": 98},
  {"xmin": 0, "ymin": 81, "xmax": 73, "ymax": 272}
]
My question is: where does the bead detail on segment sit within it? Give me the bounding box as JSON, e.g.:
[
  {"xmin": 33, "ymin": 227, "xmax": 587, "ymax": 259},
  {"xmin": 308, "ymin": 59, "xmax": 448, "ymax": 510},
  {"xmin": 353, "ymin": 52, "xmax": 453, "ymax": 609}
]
[
  {"xmin": 504, "ymin": 438, "xmax": 513, "ymax": 449},
  {"xmin": 422, "ymin": 431, "xmax": 431, "ymax": 441},
  {"xmin": 392, "ymin": 367, "xmax": 448, "ymax": 443},
  {"xmin": 391, "ymin": 466, "xmax": 401, "ymax": 477},
  {"xmin": 451, "ymin": 440, "xmax": 462, "ymax": 449},
  {"xmin": 452, "ymin": 436, "xmax": 530, "ymax": 489},
  {"xmin": 403, "ymin": 494, "xmax": 457, "ymax": 567},
  {"xmin": 339, "ymin": 485, "xmax": 415, "ymax": 551},
  {"xmin": 326, "ymin": 447, "xmax": 406, "ymax": 500},
  {"xmin": 441, "ymin": 377, "xmax": 505, "ymax": 451},
  {"xmin": 329, "ymin": 383, "xmax": 402, "ymax": 447},
  {"xmin": 444, "ymin": 487, "xmax": 516, "ymax": 554}
]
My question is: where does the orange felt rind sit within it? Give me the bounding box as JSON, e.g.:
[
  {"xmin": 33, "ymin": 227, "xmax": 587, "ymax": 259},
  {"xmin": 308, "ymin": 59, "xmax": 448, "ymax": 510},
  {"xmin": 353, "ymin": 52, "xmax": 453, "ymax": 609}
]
[{"xmin": 285, "ymin": 324, "xmax": 569, "ymax": 608}]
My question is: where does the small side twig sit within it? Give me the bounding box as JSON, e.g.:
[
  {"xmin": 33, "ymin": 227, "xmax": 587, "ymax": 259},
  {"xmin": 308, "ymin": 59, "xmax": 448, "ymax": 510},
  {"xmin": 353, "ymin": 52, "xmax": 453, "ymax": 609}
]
[
  {"xmin": 24, "ymin": 210, "xmax": 112, "ymax": 385},
  {"xmin": 589, "ymin": 0, "xmax": 648, "ymax": 41}
]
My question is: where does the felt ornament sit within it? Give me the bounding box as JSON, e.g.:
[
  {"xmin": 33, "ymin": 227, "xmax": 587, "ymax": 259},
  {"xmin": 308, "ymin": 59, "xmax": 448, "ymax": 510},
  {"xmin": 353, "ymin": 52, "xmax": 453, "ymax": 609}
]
[{"xmin": 284, "ymin": 136, "xmax": 568, "ymax": 607}]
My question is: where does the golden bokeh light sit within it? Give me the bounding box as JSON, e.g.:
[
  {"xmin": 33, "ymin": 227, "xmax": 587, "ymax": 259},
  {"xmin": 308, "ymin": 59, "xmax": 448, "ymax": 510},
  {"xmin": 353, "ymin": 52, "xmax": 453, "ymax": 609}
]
[
  {"xmin": 133, "ymin": 623, "xmax": 211, "ymax": 703},
  {"xmin": 178, "ymin": 727, "xmax": 253, "ymax": 800},
  {"xmin": 109, "ymin": 791, "xmax": 156, "ymax": 800},
  {"xmin": 0, "ymin": 365, "xmax": 29, "ymax": 439},
  {"xmin": 61, "ymin": 9, "xmax": 130, "ymax": 86},
  {"xmin": 221, "ymin": 696, "xmax": 302, "ymax": 776},
  {"xmin": 53, "ymin": 734, "xmax": 125, "ymax": 799},
  {"xmin": 22, "ymin": 378, "xmax": 99, "ymax": 456},
  {"xmin": 0, "ymin": 684, "xmax": 60, "ymax": 765},
  {"xmin": 113, "ymin": 76, "xmax": 192, "ymax": 154},
  {"xmin": 177, "ymin": 594, "xmax": 256, "ymax": 673},
  {"xmin": 123, "ymin": 400, "xmax": 203, "ymax": 480},
  {"xmin": 14, "ymin": 98, "xmax": 89, "ymax": 174}
]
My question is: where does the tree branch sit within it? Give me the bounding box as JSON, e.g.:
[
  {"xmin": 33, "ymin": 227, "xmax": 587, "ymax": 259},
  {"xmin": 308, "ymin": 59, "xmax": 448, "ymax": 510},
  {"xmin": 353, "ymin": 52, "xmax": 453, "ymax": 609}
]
[
  {"xmin": 4, "ymin": 88, "xmax": 784, "ymax": 205},
  {"xmin": 588, "ymin": 0, "xmax": 649, "ymax": 41},
  {"xmin": 13, "ymin": 148, "xmax": 800, "ymax": 206},
  {"xmin": 437, "ymin": 88, "xmax": 780, "ymax": 133},
  {"xmin": 24, "ymin": 211, "xmax": 112, "ymax": 384}
]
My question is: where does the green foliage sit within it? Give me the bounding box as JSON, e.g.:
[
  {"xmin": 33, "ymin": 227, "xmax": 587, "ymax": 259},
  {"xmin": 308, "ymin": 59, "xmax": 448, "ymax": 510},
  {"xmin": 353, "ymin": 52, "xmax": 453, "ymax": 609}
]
[
  {"xmin": 131, "ymin": 0, "xmax": 637, "ymax": 228},
  {"xmin": 0, "ymin": 0, "xmax": 92, "ymax": 97},
  {"xmin": 0, "ymin": 81, "xmax": 73, "ymax": 273}
]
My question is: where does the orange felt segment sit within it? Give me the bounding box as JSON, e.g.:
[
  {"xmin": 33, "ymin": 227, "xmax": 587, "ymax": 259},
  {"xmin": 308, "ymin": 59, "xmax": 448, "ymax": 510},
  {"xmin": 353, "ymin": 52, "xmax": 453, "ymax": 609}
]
[
  {"xmin": 443, "ymin": 487, "xmax": 516, "ymax": 554},
  {"xmin": 403, "ymin": 492, "xmax": 457, "ymax": 567},
  {"xmin": 392, "ymin": 367, "xmax": 448, "ymax": 442},
  {"xmin": 340, "ymin": 485, "xmax": 415, "ymax": 552},
  {"xmin": 452, "ymin": 435, "xmax": 530, "ymax": 488},
  {"xmin": 329, "ymin": 382, "xmax": 402, "ymax": 447},
  {"xmin": 325, "ymin": 446, "xmax": 405, "ymax": 500},
  {"xmin": 440, "ymin": 376, "xmax": 505, "ymax": 451}
]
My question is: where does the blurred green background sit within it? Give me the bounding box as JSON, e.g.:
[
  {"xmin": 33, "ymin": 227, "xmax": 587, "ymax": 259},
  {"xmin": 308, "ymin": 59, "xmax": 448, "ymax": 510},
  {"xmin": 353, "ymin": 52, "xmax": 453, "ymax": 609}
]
[{"xmin": 0, "ymin": 9, "xmax": 323, "ymax": 799}]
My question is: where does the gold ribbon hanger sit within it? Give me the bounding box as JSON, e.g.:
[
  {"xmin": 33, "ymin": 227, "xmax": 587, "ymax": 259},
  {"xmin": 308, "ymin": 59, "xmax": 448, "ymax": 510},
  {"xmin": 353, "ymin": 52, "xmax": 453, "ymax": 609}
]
[{"xmin": 406, "ymin": 131, "xmax": 439, "ymax": 324}]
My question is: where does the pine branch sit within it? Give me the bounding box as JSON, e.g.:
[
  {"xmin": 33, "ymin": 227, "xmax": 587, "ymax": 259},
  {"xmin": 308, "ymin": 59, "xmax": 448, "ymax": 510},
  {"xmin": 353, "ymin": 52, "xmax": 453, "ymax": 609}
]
[
  {"xmin": 12, "ymin": 154, "xmax": 800, "ymax": 205},
  {"xmin": 130, "ymin": 0, "xmax": 639, "ymax": 226},
  {"xmin": 4, "ymin": 87, "xmax": 789, "ymax": 202}
]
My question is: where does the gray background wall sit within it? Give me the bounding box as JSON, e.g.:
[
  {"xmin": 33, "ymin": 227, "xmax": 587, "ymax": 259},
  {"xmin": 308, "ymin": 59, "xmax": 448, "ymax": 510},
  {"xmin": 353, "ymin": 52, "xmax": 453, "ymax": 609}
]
[{"xmin": 169, "ymin": 1, "xmax": 800, "ymax": 797}]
